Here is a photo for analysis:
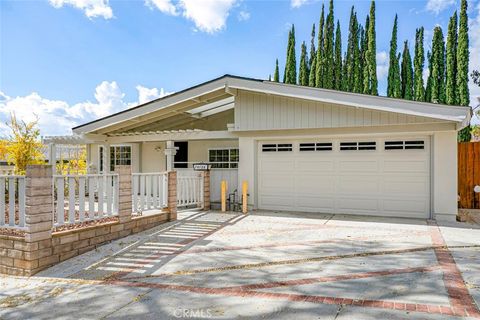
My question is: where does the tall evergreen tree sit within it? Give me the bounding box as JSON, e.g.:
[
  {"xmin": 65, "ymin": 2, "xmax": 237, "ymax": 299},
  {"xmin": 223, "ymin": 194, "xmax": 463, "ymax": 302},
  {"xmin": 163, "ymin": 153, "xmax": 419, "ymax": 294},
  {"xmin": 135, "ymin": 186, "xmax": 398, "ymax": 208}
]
[
  {"xmin": 354, "ymin": 23, "xmax": 365, "ymax": 93},
  {"xmin": 363, "ymin": 0, "xmax": 378, "ymax": 95},
  {"xmin": 334, "ymin": 20, "xmax": 342, "ymax": 90},
  {"xmin": 446, "ymin": 12, "xmax": 458, "ymax": 105},
  {"xmin": 309, "ymin": 55, "xmax": 317, "ymax": 86},
  {"xmin": 425, "ymin": 51, "xmax": 432, "ymax": 102},
  {"xmin": 401, "ymin": 41, "xmax": 414, "ymax": 100},
  {"xmin": 387, "ymin": 15, "xmax": 401, "ymax": 98},
  {"xmin": 345, "ymin": 7, "xmax": 358, "ymax": 92},
  {"xmin": 315, "ymin": 4, "xmax": 325, "ymax": 87},
  {"xmin": 430, "ymin": 26, "xmax": 446, "ymax": 103},
  {"xmin": 283, "ymin": 29, "xmax": 292, "ymax": 83},
  {"xmin": 308, "ymin": 23, "xmax": 316, "ymax": 83},
  {"xmin": 285, "ymin": 25, "xmax": 297, "ymax": 84},
  {"xmin": 342, "ymin": 53, "xmax": 349, "ymax": 91},
  {"xmin": 274, "ymin": 59, "xmax": 280, "ymax": 82},
  {"xmin": 299, "ymin": 42, "xmax": 309, "ymax": 86},
  {"xmin": 413, "ymin": 27, "xmax": 425, "ymax": 101},
  {"xmin": 323, "ymin": 0, "xmax": 335, "ymax": 89},
  {"xmin": 457, "ymin": 0, "xmax": 470, "ymax": 107}
]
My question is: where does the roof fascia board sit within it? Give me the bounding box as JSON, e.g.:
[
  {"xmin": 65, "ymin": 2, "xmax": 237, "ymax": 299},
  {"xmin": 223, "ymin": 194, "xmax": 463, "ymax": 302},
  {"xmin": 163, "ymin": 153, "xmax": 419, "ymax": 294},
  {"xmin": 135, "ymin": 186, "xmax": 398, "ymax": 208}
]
[{"xmin": 226, "ymin": 78, "xmax": 469, "ymax": 123}]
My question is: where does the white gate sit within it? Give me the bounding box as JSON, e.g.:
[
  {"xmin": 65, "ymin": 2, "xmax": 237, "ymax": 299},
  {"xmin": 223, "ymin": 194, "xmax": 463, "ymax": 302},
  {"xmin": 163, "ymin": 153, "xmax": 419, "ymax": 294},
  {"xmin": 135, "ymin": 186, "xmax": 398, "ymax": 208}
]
[
  {"xmin": 177, "ymin": 171, "xmax": 203, "ymax": 207},
  {"xmin": 132, "ymin": 172, "xmax": 168, "ymax": 213}
]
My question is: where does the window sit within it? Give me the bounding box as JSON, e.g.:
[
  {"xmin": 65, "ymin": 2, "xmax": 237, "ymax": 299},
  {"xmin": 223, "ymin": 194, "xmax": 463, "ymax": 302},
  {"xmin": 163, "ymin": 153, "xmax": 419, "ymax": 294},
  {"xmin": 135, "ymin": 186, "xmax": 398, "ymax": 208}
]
[
  {"xmin": 385, "ymin": 140, "xmax": 425, "ymax": 150},
  {"xmin": 261, "ymin": 143, "xmax": 293, "ymax": 152},
  {"xmin": 340, "ymin": 142, "xmax": 376, "ymax": 151},
  {"xmin": 209, "ymin": 148, "xmax": 239, "ymax": 168},
  {"xmin": 99, "ymin": 145, "xmax": 132, "ymax": 172},
  {"xmin": 299, "ymin": 142, "xmax": 333, "ymax": 151}
]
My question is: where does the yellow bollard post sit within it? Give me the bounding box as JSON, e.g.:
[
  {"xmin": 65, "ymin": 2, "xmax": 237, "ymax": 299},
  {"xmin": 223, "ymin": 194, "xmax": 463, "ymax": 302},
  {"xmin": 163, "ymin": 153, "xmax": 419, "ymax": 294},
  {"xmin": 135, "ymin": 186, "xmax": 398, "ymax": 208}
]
[
  {"xmin": 242, "ymin": 181, "xmax": 248, "ymax": 214},
  {"xmin": 221, "ymin": 180, "xmax": 227, "ymax": 212}
]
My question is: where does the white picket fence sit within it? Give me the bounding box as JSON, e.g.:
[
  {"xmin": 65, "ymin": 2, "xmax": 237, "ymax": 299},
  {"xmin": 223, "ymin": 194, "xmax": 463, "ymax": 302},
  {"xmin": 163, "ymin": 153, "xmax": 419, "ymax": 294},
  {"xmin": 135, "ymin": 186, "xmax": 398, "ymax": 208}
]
[
  {"xmin": 132, "ymin": 173, "xmax": 168, "ymax": 213},
  {"xmin": 0, "ymin": 175, "xmax": 26, "ymax": 229},
  {"xmin": 53, "ymin": 174, "xmax": 119, "ymax": 227},
  {"xmin": 177, "ymin": 171, "xmax": 203, "ymax": 207}
]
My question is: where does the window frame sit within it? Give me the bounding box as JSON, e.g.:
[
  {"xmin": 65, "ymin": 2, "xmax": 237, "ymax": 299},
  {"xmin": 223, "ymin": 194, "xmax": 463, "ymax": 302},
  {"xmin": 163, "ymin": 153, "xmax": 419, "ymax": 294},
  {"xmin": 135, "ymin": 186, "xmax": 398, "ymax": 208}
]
[
  {"xmin": 98, "ymin": 144, "xmax": 132, "ymax": 173},
  {"xmin": 339, "ymin": 141, "xmax": 377, "ymax": 151},
  {"xmin": 261, "ymin": 143, "xmax": 293, "ymax": 152},
  {"xmin": 384, "ymin": 140, "xmax": 425, "ymax": 151},
  {"xmin": 208, "ymin": 147, "xmax": 239, "ymax": 169}
]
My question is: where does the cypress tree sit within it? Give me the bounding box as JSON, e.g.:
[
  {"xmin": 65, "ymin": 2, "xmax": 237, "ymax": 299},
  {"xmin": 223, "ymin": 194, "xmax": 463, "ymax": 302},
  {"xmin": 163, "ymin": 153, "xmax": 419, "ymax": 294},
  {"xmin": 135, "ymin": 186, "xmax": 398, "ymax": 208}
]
[
  {"xmin": 363, "ymin": 0, "xmax": 378, "ymax": 95},
  {"xmin": 323, "ymin": 0, "xmax": 335, "ymax": 89},
  {"xmin": 283, "ymin": 29, "xmax": 292, "ymax": 83},
  {"xmin": 315, "ymin": 4, "xmax": 325, "ymax": 87},
  {"xmin": 299, "ymin": 42, "xmax": 309, "ymax": 86},
  {"xmin": 430, "ymin": 26, "xmax": 446, "ymax": 104},
  {"xmin": 345, "ymin": 7, "xmax": 358, "ymax": 92},
  {"xmin": 334, "ymin": 20, "xmax": 342, "ymax": 90},
  {"xmin": 387, "ymin": 15, "xmax": 401, "ymax": 98},
  {"xmin": 457, "ymin": 0, "xmax": 469, "ymax": 107},
  {"xmin": 413, "ymin": 27, "xmax": 425, "ymax": 101},
  {"xmin": 285, "ymin": 25, "xmax": 297, "ymax": 84},
  {"xmin": 425, "ymin": 51, "xmax": 432, "ymax": 102},
  {"xmin": 446, "ymin": 12, "xmax": 458, "ymax": 105},
  {"xmin": 274, "ymin": 59, "xmax": 280, "ymax": 82},
  {"xmin": 362, "ymin": 15, "xmax": 370, "ymax": 94},
  {"xmin": 309, "ymin": 55, "xmax": 317, "ymax": 86},
  {"xmin": 401, "ymin": 41, "xmax": 414, "ymax": 100},
  {"xmin": 354, "ymin": 23, "xmax": 365, "ymax": 93},
  {"xmin": 308, "ymin": 23, "xmax": 316, "ymax": 83},
  {"xmin": 342, "ymin": 52, "xmax": 349, "ymax": 91}
]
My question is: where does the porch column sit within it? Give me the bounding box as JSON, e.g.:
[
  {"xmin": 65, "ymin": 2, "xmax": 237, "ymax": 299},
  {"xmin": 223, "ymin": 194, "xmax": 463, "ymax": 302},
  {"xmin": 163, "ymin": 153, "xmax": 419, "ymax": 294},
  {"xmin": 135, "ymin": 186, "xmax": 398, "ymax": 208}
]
[
  {"xmin": 103, "ymin": 143, "xmax": 111, "ymax": 173},
  {"xmin": 164, "ymin": 141, "xmax": 177, "ymax": 172},
  {"xmin": 48, "ymin": 143, "xmax": 56, "ymax": 174}
]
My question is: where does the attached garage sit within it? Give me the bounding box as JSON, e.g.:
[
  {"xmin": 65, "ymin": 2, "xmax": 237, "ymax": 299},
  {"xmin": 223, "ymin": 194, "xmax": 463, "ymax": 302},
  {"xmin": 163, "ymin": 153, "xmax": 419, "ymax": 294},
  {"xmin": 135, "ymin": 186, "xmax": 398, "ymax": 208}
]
[{"xmin": 257, "ymin": 137, "xmax": 430, "ymax": 218}]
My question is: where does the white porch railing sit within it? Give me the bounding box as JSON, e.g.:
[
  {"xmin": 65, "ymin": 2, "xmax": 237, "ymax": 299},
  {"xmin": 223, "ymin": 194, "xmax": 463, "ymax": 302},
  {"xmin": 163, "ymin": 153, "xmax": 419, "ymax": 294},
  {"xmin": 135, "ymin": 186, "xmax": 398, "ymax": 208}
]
[
  {"xmin": 132, "ymin": 172, "xmax": 168, "ymax": 213},
  {"xmin": 0, "ymin": 175, "xmax": 26, "ymax": 229},
  {"xmin": 53, "ymin": 174, "xmax": 119, "ymax": 227},
  {"xmin": 177, "ymin": 171, "xmax": 203, "ymax": 207}
]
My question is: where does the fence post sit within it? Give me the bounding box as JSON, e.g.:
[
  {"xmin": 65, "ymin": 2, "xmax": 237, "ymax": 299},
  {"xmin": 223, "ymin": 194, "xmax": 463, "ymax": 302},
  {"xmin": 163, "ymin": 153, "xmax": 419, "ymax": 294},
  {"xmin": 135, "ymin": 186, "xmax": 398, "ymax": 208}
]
[
  {"xmin": 115, "ymin": 165, "xmax": 132, "ymax": 223},
  {"xmin": 167, "ymin": 171, "xmax": 177, "ymax": 221},
  {"xmin": 203, "ymin": 171, "xmax": 210, "ymax": 210}
]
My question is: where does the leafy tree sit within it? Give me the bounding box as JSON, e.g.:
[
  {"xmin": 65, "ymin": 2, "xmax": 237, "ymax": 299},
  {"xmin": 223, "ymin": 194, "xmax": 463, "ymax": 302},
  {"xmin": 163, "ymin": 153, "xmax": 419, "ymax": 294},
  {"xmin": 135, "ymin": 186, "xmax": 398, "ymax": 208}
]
[
  {"xmin": 0, "ymin": 140, "xmax": 7, "ymax": 161},
  {"xmin": 274, "ymin": 59, "xmax": 279, "ymax": 82},
  {"xmin": 430, "ymin": 26, "xmax": 446, "ymax": 103},
  {"xmin": 401, "ymin": 41, "xmax": 414, "ymax": 100},
  {"xmin": 315, "ymin": 4, "xmax": 325, "ymax": 87},
  {"xmin": 363, "ymin": 1, "xmax": 378, "ymax": 95},
  {"xmin": 323, "ymin": 0, "xmax": 335, "ymax": 89},
  {"xmin": 308, "ymin": 23, "xmax": 316, "ymax": 84},
  {"xmin": 299, "ymin": 42, "xmax": 309, "ymax": 86},
  {"xmin": 413, "ymin": 27, "xmax": 425, "ymax": 101},
  {"xmin": 4, "ymin": 113, "xmax": 44, "ymax": 174},
  {"xmin": 457, "ymin": 0, "xmax": 470, "ymax": 107},
  {"xmin": 334, "ymin": 20, "xmax": 342, "ymax": 90},
  {"xmin": 446, "ymin": 12, "xmax": 458, "ymax": 105},
  {"xmin": 387, "ymin": 15, "xmax": 401, "ymax": 98}
]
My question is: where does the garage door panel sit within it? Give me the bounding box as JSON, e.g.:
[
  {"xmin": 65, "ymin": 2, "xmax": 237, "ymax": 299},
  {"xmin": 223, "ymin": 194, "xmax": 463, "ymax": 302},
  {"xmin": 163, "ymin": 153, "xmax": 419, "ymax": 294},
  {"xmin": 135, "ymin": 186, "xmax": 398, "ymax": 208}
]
[
  {"xmin": 338, "ymin": 160, "xmax": 379, "ymax": 172},
  {"xmin": 258, "ymin": 137, "xmax": 430, "ymax": 218}
]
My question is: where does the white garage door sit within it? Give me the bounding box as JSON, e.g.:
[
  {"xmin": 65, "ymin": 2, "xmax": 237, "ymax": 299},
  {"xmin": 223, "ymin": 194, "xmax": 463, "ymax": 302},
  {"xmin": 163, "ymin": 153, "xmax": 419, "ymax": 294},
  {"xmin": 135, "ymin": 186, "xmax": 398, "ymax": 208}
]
[{"xmin": 257, "ymin": 137, "xmax": 430, "ymax": 218}]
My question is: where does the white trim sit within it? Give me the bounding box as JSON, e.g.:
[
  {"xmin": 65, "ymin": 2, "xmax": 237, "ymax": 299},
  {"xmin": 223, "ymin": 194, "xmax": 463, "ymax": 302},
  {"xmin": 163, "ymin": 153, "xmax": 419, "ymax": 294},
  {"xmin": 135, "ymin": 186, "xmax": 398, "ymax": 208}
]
[{"xmin": 207, "ymin": 147, "xmax": 239, "ymax": 169}]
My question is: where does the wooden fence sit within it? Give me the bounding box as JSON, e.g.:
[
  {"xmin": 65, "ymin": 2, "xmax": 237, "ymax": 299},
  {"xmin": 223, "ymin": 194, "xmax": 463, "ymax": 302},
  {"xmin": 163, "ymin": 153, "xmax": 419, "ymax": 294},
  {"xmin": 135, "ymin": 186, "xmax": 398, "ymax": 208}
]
[{"xmin": 458, "ymin": 142, "xmax": 480, "ymax": 208}]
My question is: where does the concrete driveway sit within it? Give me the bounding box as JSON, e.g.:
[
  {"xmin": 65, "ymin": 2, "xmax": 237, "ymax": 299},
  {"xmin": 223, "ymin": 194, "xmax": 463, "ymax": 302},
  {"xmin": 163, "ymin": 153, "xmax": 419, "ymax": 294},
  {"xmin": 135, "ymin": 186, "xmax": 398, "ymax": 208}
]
[{"xmin": 1, "ymin": 210, "xmax": 480, "ymax": 319}]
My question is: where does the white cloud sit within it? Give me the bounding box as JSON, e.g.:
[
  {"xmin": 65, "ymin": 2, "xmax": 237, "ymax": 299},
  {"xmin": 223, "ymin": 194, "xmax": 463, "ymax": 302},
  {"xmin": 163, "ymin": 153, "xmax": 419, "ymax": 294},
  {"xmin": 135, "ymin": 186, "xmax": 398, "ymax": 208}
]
[
  {"xmin": 48, "ymin": 0, "xmax": 113, "ymax": 19},
  {"xmin": 136, "ymin": 85, "xmax": 173, "ymax": 104},
  {"xmin": 0, "ymin": 82, "xmax": 171, "ymax": 137},
  {"xmin": 291, "ymin": 0, "xmax": 309, "ymax": 8},
  {"xmin": 237, "ymin": 10, "xmax": 250, "ymax": 22},
  {"xmin": 145, "ymin": 0, "xmax": 178, "ymax": 15},
  {"xmin": 376, "ymin": 51, "xmax": 389, "ymax": 81},
  {"xmin": 178, "ymin": 0, "xmax": 238, "ymax": 33},
  {"xmin": 425, "ymin": 0, "xmax": 456, "ymax": 15}
]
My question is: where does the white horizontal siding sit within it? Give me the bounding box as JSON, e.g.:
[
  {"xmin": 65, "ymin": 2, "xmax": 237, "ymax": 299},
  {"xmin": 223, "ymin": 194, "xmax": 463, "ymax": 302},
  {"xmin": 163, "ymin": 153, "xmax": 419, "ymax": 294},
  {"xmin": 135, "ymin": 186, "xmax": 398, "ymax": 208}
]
[{"xmin": 234, "ymin": 91, "xmax": 444, "ymax": 131}]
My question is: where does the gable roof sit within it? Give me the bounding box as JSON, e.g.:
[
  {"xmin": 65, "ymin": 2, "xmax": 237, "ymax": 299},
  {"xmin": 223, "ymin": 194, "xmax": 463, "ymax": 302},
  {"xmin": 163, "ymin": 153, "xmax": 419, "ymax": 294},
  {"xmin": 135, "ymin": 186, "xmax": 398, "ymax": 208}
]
[{"xmin": 73, "ymin": 74, "xmax": 471, "ymax": 134}]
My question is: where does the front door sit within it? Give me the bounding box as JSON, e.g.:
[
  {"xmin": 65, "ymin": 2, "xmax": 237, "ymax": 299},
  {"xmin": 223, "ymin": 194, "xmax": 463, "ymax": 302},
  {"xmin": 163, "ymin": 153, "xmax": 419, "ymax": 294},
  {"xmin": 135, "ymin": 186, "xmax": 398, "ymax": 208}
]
[{"xmin": 174, "ymin": 141, "xmax": 188, "ymax": 168}]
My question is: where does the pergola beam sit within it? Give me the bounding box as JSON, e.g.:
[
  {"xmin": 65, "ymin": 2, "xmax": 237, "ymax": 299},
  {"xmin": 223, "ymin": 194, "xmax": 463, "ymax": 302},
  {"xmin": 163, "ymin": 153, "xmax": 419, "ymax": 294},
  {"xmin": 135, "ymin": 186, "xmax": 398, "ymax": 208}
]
[{"xmin": 106, "ymin": 130, "xmax": 237, "ymax": 143}]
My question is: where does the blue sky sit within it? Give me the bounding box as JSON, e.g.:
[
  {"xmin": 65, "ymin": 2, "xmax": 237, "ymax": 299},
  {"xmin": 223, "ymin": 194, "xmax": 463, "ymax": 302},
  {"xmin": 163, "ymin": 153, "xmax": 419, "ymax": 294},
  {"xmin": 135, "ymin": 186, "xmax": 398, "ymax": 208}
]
[{"xmin": 1, "ymin": 0, "xmax": 479, "ymax": 136}]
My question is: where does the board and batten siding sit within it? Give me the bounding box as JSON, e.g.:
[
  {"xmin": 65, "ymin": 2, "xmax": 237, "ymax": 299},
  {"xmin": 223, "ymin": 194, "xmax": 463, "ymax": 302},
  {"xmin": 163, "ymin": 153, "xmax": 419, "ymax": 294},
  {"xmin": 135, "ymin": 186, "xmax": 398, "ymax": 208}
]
[{"xmin": 234, "ymin": 91, "xmax": 445, "ymax": 131}]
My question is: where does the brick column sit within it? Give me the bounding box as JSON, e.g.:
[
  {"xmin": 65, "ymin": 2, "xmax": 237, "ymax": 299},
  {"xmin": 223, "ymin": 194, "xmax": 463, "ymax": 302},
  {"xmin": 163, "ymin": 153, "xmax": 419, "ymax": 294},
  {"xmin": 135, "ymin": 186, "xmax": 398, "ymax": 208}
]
[
  {"xmin": 167, "ymin": 171, "xmax": 177, "ymax": 221},
  {"xmin": 203, "ymin": 171, "xmax": 210, "ymax": 210},
  {"xmin": 23, "ymin": 165, "xmax": 54, "ymax": 274},
  {"xmin": 115, "ymin": 165, "xmax": 132, "ymax": 223}
]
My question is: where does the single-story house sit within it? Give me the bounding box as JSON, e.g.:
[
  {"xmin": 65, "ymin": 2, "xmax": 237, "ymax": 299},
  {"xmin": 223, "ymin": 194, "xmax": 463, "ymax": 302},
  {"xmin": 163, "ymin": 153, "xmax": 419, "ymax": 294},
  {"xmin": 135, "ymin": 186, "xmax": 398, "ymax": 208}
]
[{"xmin": 44, "ymin": 75, "xmax": 471, "ymax": 221}]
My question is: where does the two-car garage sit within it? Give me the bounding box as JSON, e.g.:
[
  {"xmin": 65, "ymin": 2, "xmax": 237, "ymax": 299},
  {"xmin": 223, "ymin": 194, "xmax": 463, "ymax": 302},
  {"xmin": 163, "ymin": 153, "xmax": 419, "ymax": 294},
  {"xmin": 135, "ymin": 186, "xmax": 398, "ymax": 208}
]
[{"xmin": 257, "ymin": 136, "xmax": 431, "ymax": 219}]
